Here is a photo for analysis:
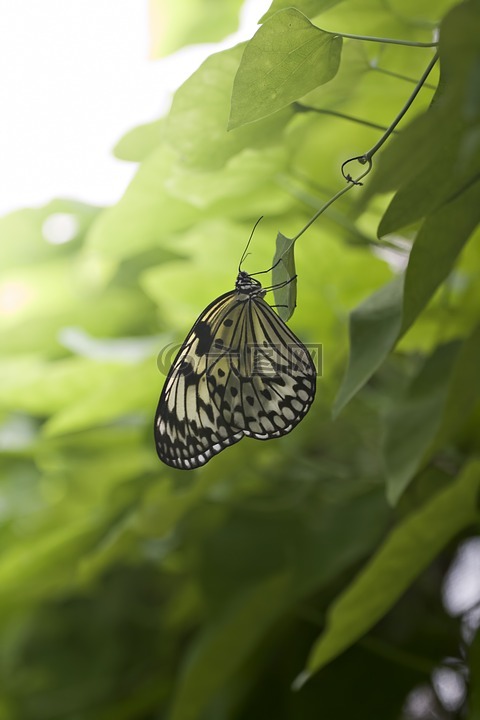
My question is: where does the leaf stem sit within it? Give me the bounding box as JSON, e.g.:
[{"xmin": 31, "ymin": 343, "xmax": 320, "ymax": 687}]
[
  {"xmin": 332, "ymin": 31, "xmax": 438, "ymax": 47},
  {"xmin": 371, "ymin": 64, "xmax": 437, "ymax": 90},
  {"xmin": 294, "ymin": 103, "xmax": 396, "ymax": 134}
]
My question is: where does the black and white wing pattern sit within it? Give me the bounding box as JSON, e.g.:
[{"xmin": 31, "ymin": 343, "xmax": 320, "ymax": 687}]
[{"xmin": 154, "ymin": 270, "xmax": 316, "ymax": 469}]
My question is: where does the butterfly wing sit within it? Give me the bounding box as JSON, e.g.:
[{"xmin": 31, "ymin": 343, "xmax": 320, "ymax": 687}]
[
  {"xmin": 154, "ymin": 291, "xmax": 247, "ymax": 469},
  {"xmin": 209, "ymin": 296, "xmax": 316, "ymax": 438}
]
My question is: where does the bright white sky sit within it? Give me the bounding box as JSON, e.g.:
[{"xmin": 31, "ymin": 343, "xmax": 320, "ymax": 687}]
[{"xmin": 0, "ymin": 0, "xmax": 269, "ymax": 217}]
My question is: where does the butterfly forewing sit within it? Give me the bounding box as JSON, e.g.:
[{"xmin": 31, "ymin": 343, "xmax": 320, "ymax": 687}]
[{"xmin": 154, "ymin": 272, "xmax": 316, "ymax": 469}]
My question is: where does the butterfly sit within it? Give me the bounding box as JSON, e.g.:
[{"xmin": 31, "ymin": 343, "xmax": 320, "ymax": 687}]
[{"xmin": 154, "ymin": 237, "xmax": 316, "ymax": 469}]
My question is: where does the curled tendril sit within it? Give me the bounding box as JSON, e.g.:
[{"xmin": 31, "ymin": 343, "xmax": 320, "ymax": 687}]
[{"xmin": 341, "ymin": 155, "xmax": 373, "ymax": 185}]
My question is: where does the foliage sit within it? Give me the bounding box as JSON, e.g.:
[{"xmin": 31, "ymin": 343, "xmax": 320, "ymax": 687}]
[{"xmin": 1, "ymin": 0, "xmax": 479, "ymax": 718}]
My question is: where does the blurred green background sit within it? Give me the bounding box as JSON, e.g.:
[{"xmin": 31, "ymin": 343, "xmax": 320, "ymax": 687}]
[{"xmin": 1, "ymin": 1, "xmax": 479, "ymax": 718}]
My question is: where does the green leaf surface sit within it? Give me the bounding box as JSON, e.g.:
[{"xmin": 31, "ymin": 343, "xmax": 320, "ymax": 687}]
[
  {"xmin": 229, "ymin": 9, "xmax": 342, "ymax": 129},
  {"xmin": 333, "ymin": 275, "xmax": 403, "ymax": 416},
  {"xmin": 334, "ymin": 181, "xmax": 480, "ymax": 415},
  {"xmin": 261, "ymin": 0, "xmax": 345, "ymax": 23},
  {"xmin": 272, "ymin": 231, "xmax": 297, "ymax": 320},
  {"xmin": 114, "ymin": 119, "xmax": 165, "ymax": 162},
  {"xmin": 306, "ymin": 460, "xmax": 480, "ymax": 677},
  {"xmin": 383, "ymin": 342, "xmax": 460, "ymax": 505},
  {"xmin": 432, "ymin": 324, "xmax": 480, "ymax": 451},
  {"xmin": 169, "ymin": 486, "xmax": 389, "ymax": 720},
  {"xmin": 377, "ymin": 116, "xmax": 471, "ymax": 236},
  {"xmin": 307, "ymin": 0, "xmax": 442, "ymax": 38},
  {"xmin": 169, "ymin": 574, "xmax": 290, "ymax": 720},
  {"xmin": 165, "ymin": 147, "xmax": 287, "ymax": 208},
  {"xmin": 401, "ymin": 181, "xmax": 480, "ymax": 332}
]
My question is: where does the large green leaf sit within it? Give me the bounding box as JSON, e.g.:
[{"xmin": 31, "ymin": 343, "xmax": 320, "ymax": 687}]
[
  {"xmin": 307, "ymin": 0, "xmax": 450, "ymax": 37},
  {"xmin": 388, "ymin": 322, "xmax": 480, "ymax": 493},
  {"xmin": 431, "ymin": 324, "xmax": 480, "ymax": 451},
  {"xmin": 401, "ymin": 184, "xmax": 480, "ymax": 332},
  {"xmin": 261, "ymin": 0, "xmax": 346, "ymax": 23},
  {"xmin": 383, "ymin": 342, "xmax": 460, "ymax": 505},
  {"xmin": 333, "ymin": 275, "xmax": 403, "ymax": 415},
  {"xmin": 113, "ymin": 119, "xmax": 165, "ymax": 162},
  {"xmin": 165, "ymin": 147, "xmax": 287, "ymax": 208},
  {"xmin": 229, "ymin": 9, "xmax": 342, "ymax": 129},
  {"xmin": 168, "ymin": 486, "xmax": 389, "ymax": 720},
  {"xmin": 305, "ymin": 460, "xmax": 480, "ymax": 678},
  {"xmin": 334, "ymin": 184, "xmax": 480, "ymax": 415},
  {"xmin": 168, "ymin": 574, "xmax": 290, "ymax": 720}
]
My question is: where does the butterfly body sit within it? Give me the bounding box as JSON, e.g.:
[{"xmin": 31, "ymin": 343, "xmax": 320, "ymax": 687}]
[{"xmin": 154, "ymin": 270, "xmax": 316, "ymax": 469}]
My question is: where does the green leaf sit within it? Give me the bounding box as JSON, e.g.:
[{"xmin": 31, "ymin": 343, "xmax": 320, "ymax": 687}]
[
  {"xmin": 401, "ymin": 182, "xmax": 480, "ymax": 332},
  {"xmin": 305, "ymin": 460, "xmax": 480, "ymax": 679},
  {"xmin": 113, "ymin": 119, "xmax": 164, "ymax": 162},
  {"xmin": 307, "ymin": 0, "xmax": 451, "ymax": 37},
  {"xmin": 377, "ymin": 115, "xmax": 471, "ymax": 236},
  {"xmin": 334, "ymin": 181, "xmax": 480, "ymax": 416},
  {"xmin": 169, "ymin": 486, "xmax": 389, "ymax": 720},
  {"xmin": 229, "ymin": 8, "xmax": 342, "ymax": 129},
  {"xmin": 432, "ymin": 324, "xmax": 480, "ymax": 451},
  {"xmin": 169, "ymin": 574, "xmax": 290, "ymax": 720},
  {"xmin": 333, "ymin": 275, "xmax": 403, "ymax": 416},
  {"xmin": 272, "ymin": 231, "xmax": 297, "ymax": 321},
  {"xmin": 165, "ymin": 146, "xmax": 287, "ymax": 208},
  {"xmin": 383, "ymin": 342, "xmax": 460, "ymax": 505},
  {"xmin": 261, "ymin": 0, "xmax": 345, "ymax": 23}
]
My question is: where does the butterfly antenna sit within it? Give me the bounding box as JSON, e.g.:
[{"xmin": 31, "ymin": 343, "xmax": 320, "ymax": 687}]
[{"xmin": 238, "ymin": 216, "xmax": 263, "ymax": 272}]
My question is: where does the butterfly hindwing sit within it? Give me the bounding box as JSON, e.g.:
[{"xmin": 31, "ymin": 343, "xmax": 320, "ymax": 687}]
[{"xmin": 214, "ymin": 297, "xmax": 316, "ymax": 438}]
